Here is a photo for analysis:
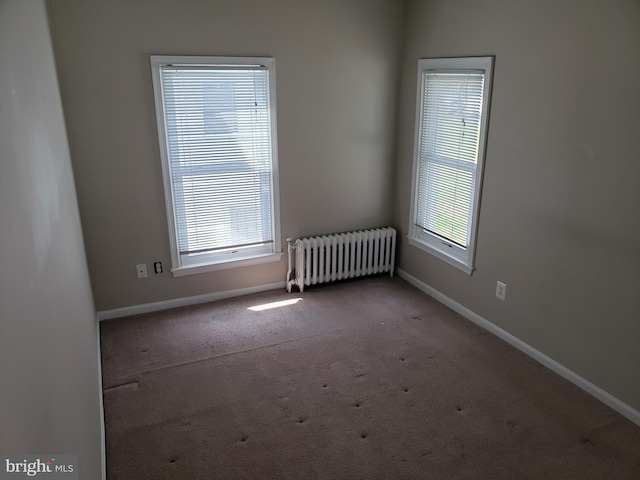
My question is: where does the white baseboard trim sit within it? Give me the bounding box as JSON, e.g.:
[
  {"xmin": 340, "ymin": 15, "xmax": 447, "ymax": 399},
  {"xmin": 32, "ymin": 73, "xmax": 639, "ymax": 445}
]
[
  {"xmin": 396, "ymin": 268, "xmax": 640, "ymax": 427},
  {"xmin": 96, "ymin": 281, "xmax": 287, "ymax": 321}
]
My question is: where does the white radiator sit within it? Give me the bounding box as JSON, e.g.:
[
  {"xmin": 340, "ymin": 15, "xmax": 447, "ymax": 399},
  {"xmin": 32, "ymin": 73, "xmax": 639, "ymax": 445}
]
[{"xmin": 286, "ymin": 227, "xmax": 396, "ymax": 292}]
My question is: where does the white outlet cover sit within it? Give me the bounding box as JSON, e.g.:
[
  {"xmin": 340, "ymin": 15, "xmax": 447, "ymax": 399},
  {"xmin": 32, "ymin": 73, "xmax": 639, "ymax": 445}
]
[{"xmin": 136, "ymin": 264, "xmax": 148, "ymax": 278}]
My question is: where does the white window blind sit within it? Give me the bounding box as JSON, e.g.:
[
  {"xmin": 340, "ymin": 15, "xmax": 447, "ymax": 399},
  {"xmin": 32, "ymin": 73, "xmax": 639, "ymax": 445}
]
[
  {"xmin": 409, "ymin": 57, "xmax": 493, "ymax": 274},
  {"xmin": 416, "ymin": 71, "xmax": 484, "ymax": 248},
  {"xmin": 151, "ymin": 56, "xmax": 280, "ymax": 273}
]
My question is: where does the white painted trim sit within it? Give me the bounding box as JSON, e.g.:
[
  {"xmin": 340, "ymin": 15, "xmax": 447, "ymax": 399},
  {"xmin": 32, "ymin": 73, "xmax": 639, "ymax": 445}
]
[
  {"xmin": 172, "ymin": 252, "xmax": 283, "ymax": 277},
  {"xmin": 407, "ymin": 56, "xmax": 494, "ymax": 275},
  {"xmin": 407, "ymin": 236, "xmax": 474, "ymax": 275},
  {"xmin": 397, "ymin": 268, "xmax": 640, "ymax": 427},
  {"xmin": 97, "ymin": 281, "xmax": 286, "ymax": 321},
  {"xmin": 149, "ymin": 55, "xmax": 282, "ymax": 273}
]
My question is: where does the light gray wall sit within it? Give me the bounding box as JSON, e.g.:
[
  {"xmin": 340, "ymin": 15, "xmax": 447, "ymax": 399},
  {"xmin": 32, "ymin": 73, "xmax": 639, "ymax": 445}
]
[
  {"xmin": 0, "ymin": 0, "xmax": 103, "ymax": 477},
  {"xmin": 47, "ymin": 0, "xmax": 404, "ymax": 311},
  {"xmin": 395, "ymin": 0, "xmax": 640, "ymax": 411}
]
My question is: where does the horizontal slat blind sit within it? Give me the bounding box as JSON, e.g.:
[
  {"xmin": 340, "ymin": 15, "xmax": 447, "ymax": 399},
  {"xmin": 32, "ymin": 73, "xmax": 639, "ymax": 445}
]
[
  {"xmin": 416, "ymin": 71, "xmax": 484, "ymax": 248},
  {"xmin": 160, "ymin": 65, "xmax": 274, "ymax": 258}
]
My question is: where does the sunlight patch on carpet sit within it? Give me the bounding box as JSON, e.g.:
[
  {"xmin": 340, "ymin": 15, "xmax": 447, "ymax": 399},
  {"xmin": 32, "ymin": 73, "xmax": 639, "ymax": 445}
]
[{"xmin": 247, "ymin": 298, "xmax": 303, "ymax": 312}]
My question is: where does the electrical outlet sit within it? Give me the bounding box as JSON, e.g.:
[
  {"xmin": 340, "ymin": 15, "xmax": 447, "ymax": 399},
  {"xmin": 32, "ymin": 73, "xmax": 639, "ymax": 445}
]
[
  {"xmin": 136, "ymin": 263, "xmax": 148, "ymax": 279},
  {"xmin": 496, "ymin": 281, "xmax": 506, "ymax": 301},
  {"xmin": 154, "ymin": 261, "xmax": 163, "ymax": 274}
]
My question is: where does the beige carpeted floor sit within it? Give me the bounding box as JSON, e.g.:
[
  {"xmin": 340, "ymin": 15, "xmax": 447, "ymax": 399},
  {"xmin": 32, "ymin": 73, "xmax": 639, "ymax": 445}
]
[{"xmin": 100, "ymin": 276, "xmax": 640, "ymax": 479}]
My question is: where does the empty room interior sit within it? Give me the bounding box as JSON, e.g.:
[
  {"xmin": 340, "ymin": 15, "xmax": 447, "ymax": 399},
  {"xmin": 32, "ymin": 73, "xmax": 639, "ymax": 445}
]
[{"xmin": 1, "ymin": 0, "xmax": 639, "ymax": 478}]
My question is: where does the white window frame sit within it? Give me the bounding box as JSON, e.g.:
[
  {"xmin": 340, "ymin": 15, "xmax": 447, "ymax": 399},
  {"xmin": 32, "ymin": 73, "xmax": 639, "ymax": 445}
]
[
  {"xmin": 408, "ymin": 56, "xmax": 494, "ymax": 275},
  {"xmin": 150, "ymin": 55, "xmax": 282, "ymax": 277}
]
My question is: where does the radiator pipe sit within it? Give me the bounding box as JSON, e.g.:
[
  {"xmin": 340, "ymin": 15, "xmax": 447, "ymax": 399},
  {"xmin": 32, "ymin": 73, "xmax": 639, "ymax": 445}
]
[{"xmin": 286, "ymin": 238, "xmax": 295, "ymax": 292}]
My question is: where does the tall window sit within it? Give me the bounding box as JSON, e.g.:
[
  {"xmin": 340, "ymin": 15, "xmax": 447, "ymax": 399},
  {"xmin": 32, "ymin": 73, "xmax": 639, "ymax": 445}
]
[
  {"xmin": 409, "ymin": 57, "xmax": 494, "ymax": 274},
  {"xmin": 150, "ymin": 56, "xmax": 281, "ymax": 275}
]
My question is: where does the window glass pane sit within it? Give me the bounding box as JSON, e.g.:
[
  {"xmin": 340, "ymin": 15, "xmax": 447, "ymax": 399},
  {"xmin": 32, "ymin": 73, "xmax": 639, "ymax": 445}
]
[
  {"xmin": 417, "ymin": 162, "xmax": 474, "ymax": 247},
  {"xmin": 159, "ymin": 65, "xmax": 274, "ymax": 262},
  {"xmin": 416, "ymin": 71, "xmax": 485, "ymax": 248}
]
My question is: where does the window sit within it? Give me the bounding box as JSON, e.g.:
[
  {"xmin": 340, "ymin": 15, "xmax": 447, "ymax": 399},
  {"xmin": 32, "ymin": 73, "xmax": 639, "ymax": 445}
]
[
  {"xmin": 408, "ymin": 56, "xmax": 494, "ymax": 274},
  {"xmin": 150, "ymin": 56, "xmax": 281, "ymax": 276}
]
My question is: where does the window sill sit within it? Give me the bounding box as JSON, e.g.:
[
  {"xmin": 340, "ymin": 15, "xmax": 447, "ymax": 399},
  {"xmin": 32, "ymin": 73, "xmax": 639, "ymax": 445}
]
[
  {"xmin": 407, "ymin": 236, "xmax": 474, "ymax": 275},
  {"xmin": 171, "ymin": 252, "xmax": 283, "ymax": 277}
]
